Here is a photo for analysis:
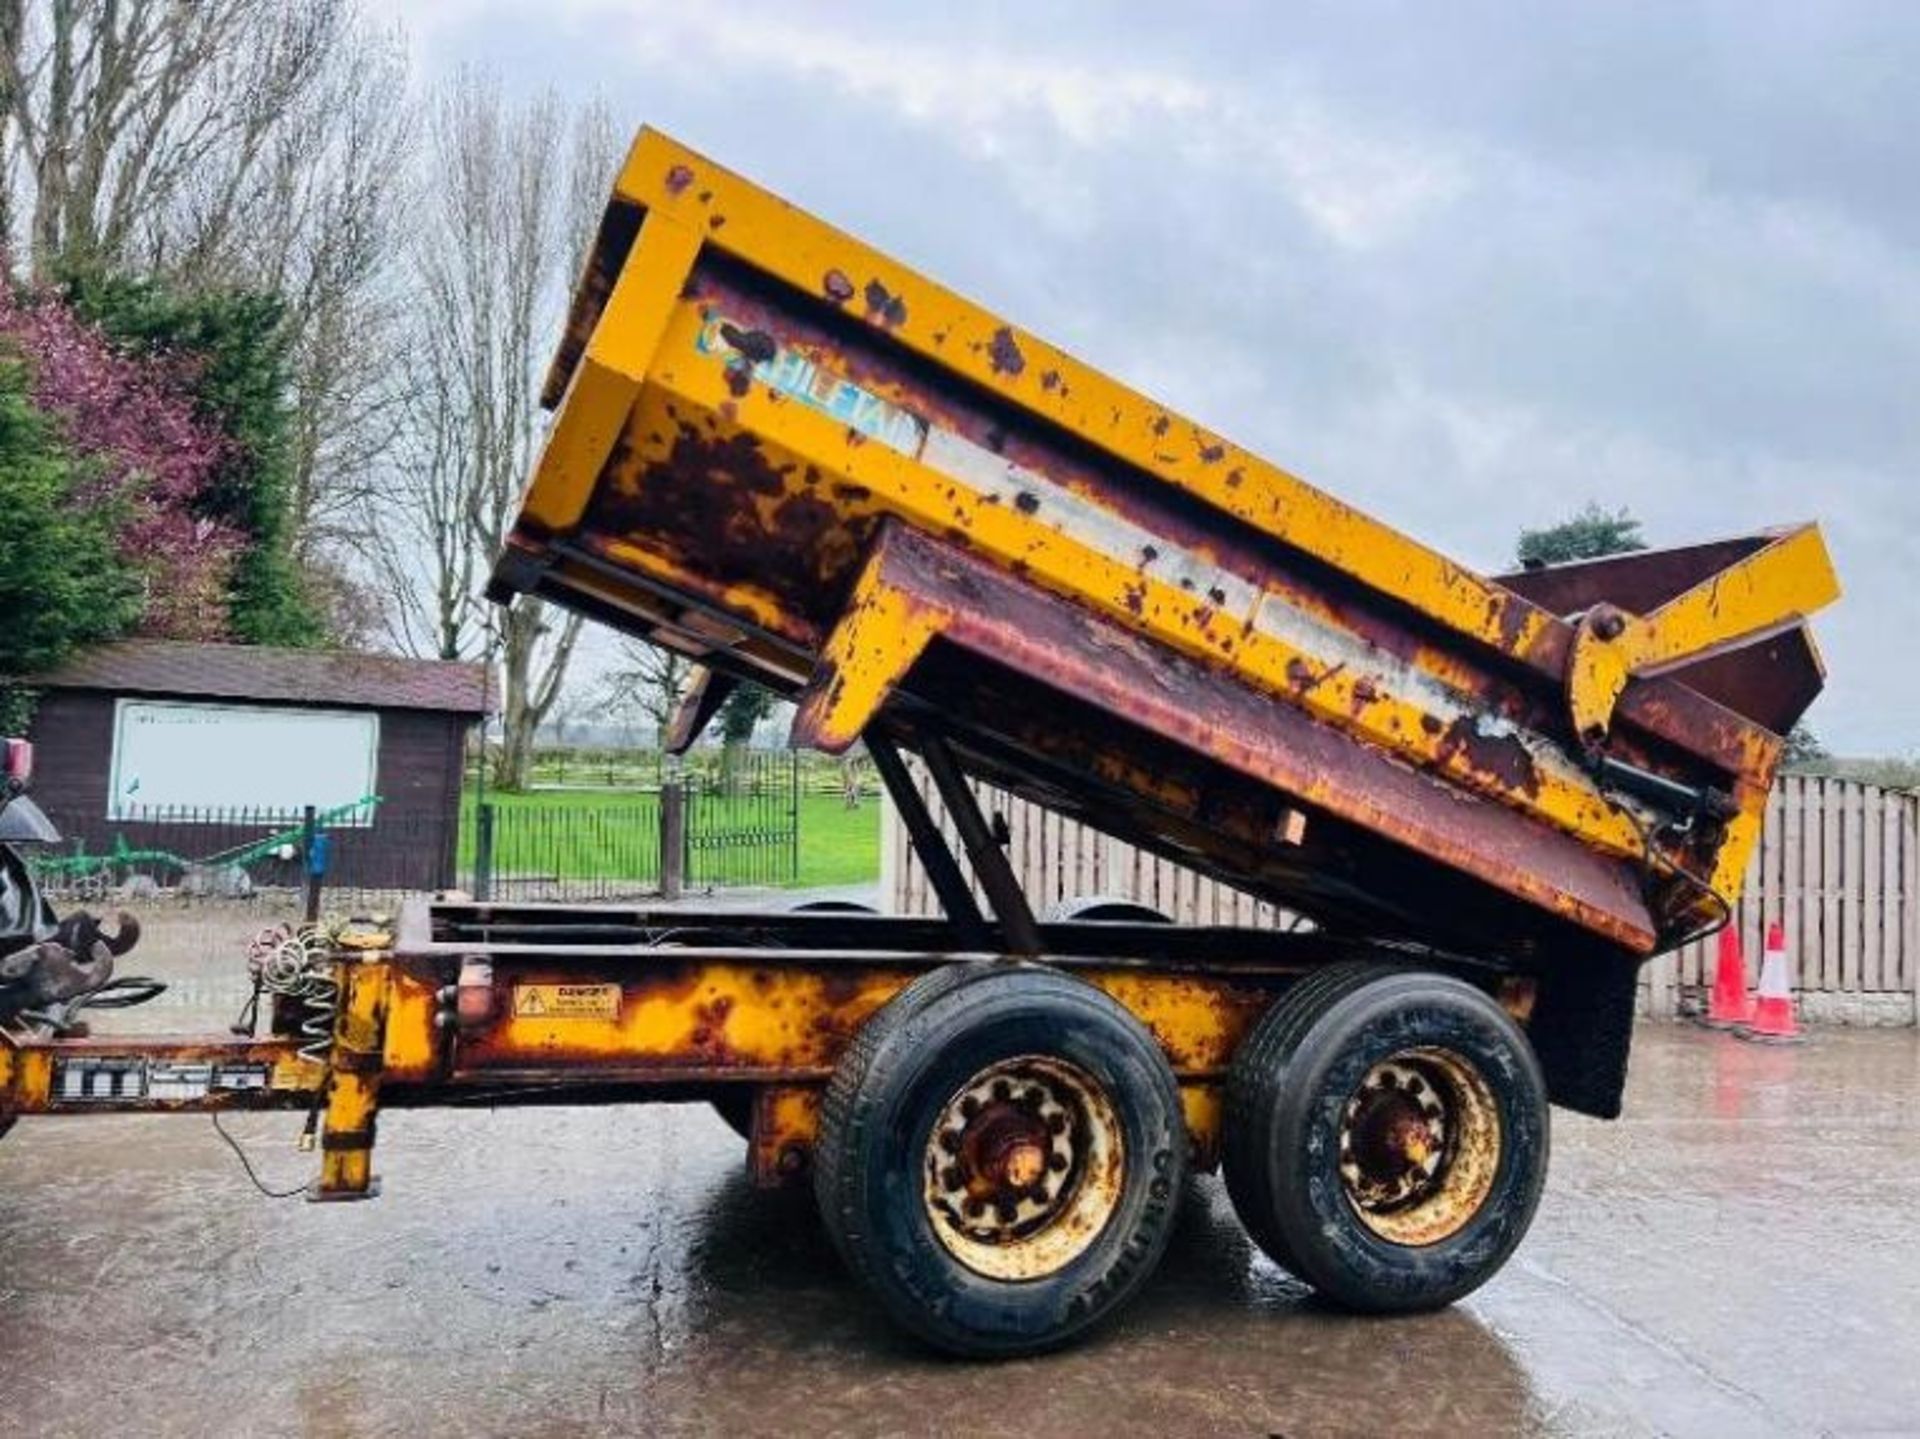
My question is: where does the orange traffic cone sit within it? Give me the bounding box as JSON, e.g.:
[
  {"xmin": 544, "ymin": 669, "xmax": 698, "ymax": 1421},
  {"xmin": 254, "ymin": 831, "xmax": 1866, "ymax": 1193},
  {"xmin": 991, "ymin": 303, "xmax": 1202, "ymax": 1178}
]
[
  {"xmin": 1701, "ymin": 925, "xmax": 1755, "ymax": 1029},
  {"xmin": 1738, "ymin": 922, "xmax": 1803, "ymax": 1044}
]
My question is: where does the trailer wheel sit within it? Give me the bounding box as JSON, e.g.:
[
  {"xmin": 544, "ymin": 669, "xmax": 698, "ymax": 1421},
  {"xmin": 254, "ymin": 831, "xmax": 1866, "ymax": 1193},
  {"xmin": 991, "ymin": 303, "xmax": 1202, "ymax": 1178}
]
[
  {"xmin": 814, "ymin": 962, "xmax": 1187, "ymax": 1357},
  {"xmin": 787, "ymin": 899, "xmax": 880, "ymax": 915},
  {"xmin": 1041, "ymin": 895, "xmax": 1173, "ymax": 925},
  {"xmin": 1223, "ymin": 963, "xmax": 1547, "ymax": 1313}
]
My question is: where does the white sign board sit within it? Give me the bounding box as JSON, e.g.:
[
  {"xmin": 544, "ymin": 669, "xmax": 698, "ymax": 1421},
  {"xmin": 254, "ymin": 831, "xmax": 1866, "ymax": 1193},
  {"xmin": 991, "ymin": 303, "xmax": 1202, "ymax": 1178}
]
[{"xmin": 108, "ymin": 700, "xmax": 380, "ymax": 822}]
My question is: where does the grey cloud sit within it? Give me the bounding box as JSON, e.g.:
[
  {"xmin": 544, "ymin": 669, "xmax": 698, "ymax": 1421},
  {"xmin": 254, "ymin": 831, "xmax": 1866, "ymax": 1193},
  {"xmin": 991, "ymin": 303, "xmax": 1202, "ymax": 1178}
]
[{"xmin": 399, "ymin": 0, "xmax": 1918, "ymax": 752}]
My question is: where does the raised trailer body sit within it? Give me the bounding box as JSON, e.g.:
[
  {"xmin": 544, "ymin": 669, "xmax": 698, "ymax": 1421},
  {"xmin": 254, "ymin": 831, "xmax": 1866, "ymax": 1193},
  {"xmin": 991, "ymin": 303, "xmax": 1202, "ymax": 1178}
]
[
  {"xmin": 498, "ymin": 130, "xmax": 1832, "ymax": 972},
  {"xmin": 2, "ymin": 129, "xmax": 1837, "ymax": 1356}
]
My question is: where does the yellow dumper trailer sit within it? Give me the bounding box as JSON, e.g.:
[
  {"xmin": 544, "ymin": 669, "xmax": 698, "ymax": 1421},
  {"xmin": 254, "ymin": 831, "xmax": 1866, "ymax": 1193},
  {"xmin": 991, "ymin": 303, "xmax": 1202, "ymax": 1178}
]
[{"xmin": 0, "ymin": 129, "xmax": 1838, "ymax": 1356}]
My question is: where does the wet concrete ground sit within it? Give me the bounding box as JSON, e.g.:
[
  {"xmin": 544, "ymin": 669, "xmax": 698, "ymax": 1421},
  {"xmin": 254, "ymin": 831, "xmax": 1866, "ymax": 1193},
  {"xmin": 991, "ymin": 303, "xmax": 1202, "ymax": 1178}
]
[{"xmin": 3, "ymin": 908, "xmax": 1917, "ymax": 1437}]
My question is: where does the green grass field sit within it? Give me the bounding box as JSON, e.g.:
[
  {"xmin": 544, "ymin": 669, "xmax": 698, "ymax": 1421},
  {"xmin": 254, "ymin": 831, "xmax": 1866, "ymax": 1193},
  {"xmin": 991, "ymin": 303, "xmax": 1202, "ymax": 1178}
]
[
  {"xmin": 783, "ymin": 794, "xmax": 881, "ymax": 887},
  {"xmin": 458, "ymin": 786, "xmax": 880, "ymax": 889}
]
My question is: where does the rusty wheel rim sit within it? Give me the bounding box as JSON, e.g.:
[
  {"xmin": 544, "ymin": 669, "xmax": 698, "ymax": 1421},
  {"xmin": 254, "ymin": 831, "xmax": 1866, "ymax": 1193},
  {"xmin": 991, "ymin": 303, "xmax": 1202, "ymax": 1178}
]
[
  {"xmin": 922, "ymin": 1055, "xmax": 1125, "ymax": 1281},
  {"xmin": 1337, "ymin": 1047, "xmax": 1501, "ymax": 1247}
]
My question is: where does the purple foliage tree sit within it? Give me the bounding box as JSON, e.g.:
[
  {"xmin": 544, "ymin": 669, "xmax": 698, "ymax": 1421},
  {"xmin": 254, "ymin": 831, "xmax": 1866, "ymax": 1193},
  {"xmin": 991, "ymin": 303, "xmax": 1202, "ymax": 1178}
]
[{"xmin": 0, "ymin": 281, "xmax": 240, "ymax": 640}]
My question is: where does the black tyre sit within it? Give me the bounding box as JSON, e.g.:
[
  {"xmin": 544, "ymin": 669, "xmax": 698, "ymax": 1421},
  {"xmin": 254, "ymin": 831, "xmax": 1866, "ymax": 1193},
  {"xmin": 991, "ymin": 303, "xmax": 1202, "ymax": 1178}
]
[
  {"xmin": 814, "ymin": 962, "xmax": 1187, "ymax": 1357},
  {"xmin": 787, "ymin": 899, "xmax": 880, "ymax": 915},
  {"xmin": 710, "ymin": 1090, "xmax": 755, "ymax": 1141},
  {"xmin": 1041, "ymin": 895, "xmax": 1174, "ymax": 925},
  {"xmin": 1223, "ymin": 963, "xmax": 1548, "ymax": 1313}
]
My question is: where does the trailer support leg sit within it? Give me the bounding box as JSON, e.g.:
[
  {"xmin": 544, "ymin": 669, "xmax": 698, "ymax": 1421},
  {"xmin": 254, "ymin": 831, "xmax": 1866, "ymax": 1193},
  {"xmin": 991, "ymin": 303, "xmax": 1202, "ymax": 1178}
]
[
  {"xmin": 919, "ymin": 736, "xmax": 1043, "ymax": 955},
  {"xmin": 311, "ymin": 961, "xmax": 390, "ymax": 1202},
  {"xmin": 867, "ymin": 734, "xmax": 991, "ymax": 946}
]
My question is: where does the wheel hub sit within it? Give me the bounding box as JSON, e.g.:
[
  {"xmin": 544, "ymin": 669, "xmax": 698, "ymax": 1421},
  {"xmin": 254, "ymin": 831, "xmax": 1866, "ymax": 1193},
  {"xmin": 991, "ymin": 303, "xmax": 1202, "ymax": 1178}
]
[
  {"xmin": 969, "ymin": 1108, "xmax": 1051, "ymax": 1192},
  {"xmin": 1337, "ymin": 1047, "xmax": 1502, "ymax": 1247},
  {"xmin": 1342, "ymin": 1060, "xmax": 1447, "ymax": 1209},
  {"xmin": 923, "ymin": 1055, "xmax": 1124, "ymax": 1280}
]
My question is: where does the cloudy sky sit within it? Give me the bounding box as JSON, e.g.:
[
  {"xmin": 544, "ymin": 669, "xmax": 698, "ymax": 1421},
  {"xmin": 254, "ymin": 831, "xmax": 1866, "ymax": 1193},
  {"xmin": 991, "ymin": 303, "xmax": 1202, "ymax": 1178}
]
[{"xmin": 395, "ymin": 1, "xmax": 1915, "ymax": 755}]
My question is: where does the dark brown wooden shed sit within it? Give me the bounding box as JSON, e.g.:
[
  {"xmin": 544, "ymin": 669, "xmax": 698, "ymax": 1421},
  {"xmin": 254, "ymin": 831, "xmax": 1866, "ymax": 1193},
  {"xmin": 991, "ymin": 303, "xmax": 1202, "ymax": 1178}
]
[{"xmin": 25, "ymin": 641, "xmax": 488, "ymax": 894}]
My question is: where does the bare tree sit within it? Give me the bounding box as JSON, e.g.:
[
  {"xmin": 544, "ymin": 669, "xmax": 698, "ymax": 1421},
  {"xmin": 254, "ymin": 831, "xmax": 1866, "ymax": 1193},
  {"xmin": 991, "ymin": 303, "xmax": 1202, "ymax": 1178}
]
[
  {"xmin": 366, "ymin": 322, "xmax": 479, "ymax": 662},
  {"xmin": 390, "ymin": 74, "xmax": 619, "ymax": 787},
  {"xmin": 0, "ymin": 1, "xmax": 341, "ymax": 279},
  {"xmin": 220, "ymin": 18, "xmax": 415, "ymax": 566},
  {"xmin": 603, "ymin": 639, "xmax": 695, "ymax": 747}
]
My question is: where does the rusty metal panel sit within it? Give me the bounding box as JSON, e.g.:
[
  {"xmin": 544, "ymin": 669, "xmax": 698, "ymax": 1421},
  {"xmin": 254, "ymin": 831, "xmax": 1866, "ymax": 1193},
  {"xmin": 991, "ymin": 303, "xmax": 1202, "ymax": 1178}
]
[
  {"xmin": 0, "ymin": 1034, "xmax": 312, "ymax": 1114},
  {"xmin": 448, "ymin": 952, "xmax": 1278, "ymax": 1085},
  {"xmin": 802, "ymin": 524, "xmax": 1661, "ymax": 953},
  {"xmin": 452, "ymin": 956, "xmax": 915, "ymax": 1081},
  {"xmin": 1496, "ymin": 538, "xmax": 1828, "ymax": 736}
]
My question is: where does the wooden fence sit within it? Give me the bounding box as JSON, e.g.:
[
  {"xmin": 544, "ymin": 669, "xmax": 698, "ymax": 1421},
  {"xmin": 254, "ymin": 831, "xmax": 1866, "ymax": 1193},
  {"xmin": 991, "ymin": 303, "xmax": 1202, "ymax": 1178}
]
[
  {"xmin": 1654, "ymin": 773, "xmax": 1918, "ymax": 1022},
  {"xmin": 882, "ymin": 768, "xmax": 1920, "ymax": 1024}
]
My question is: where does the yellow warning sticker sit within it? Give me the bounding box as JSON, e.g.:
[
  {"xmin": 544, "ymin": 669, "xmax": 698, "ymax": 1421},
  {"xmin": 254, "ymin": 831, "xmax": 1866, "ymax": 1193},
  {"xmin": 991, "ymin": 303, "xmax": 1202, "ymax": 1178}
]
[{"xmin": 512, "ymin": 983, "xmax": 621, "ymax": 1020}]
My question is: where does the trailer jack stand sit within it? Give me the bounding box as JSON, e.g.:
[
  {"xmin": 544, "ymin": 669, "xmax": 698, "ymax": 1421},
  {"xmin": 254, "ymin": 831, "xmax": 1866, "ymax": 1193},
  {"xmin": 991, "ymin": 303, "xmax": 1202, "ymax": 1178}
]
[{"xmin": 310, "ymin": 960, "xmax": 390, "ymax": 1202}]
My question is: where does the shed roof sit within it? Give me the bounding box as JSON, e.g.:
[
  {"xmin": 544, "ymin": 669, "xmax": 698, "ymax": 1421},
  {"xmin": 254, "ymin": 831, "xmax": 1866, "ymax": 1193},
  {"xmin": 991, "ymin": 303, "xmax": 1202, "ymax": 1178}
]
[{"xmin": 36, "ymin": 641, "xmax": 491, "ymax": 716}]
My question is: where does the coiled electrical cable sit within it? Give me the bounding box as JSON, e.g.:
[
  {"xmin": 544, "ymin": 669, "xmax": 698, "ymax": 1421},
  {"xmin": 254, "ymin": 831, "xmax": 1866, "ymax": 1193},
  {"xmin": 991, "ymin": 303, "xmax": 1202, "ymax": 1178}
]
[{"xmin": 247, "ymin": 923, "xmax": 340, "ymax": 1065}]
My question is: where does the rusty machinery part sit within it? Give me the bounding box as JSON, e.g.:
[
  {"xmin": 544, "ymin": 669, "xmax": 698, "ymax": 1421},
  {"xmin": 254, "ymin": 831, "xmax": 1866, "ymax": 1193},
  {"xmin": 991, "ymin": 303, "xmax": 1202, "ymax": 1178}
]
[
  {"xmin": 0, "ymin": 908, "xmax": 161, "ymax": 1036},
  {"xmin": 813, "ymin": 961, "xmax": 1186, "ymax": 1358},
  {"xmin": 1559, "ymin": 527, "xmax": 1837, "ymax": 750},
  {"xmin": 920, "ymin": 1054, "xmax": 1124, "ymax": 1281},
  {"xmin": 1222, "ymin": 962, "xmax": 1547, "ymax": 1313},
  {"xmin": 683, "ymin": 903, "xmax": 876, "ymax": 1142},
  {"xmin": 0, "ymin": 973, "xmax": 166, "ymax": 1038},
  {"xmin": 332, "ymin": 913, "xmax": 397, "ymax": 951},
  {"xmin": 1040, "ymin": 895, "xmax": 1174, "ymax": 925}
]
